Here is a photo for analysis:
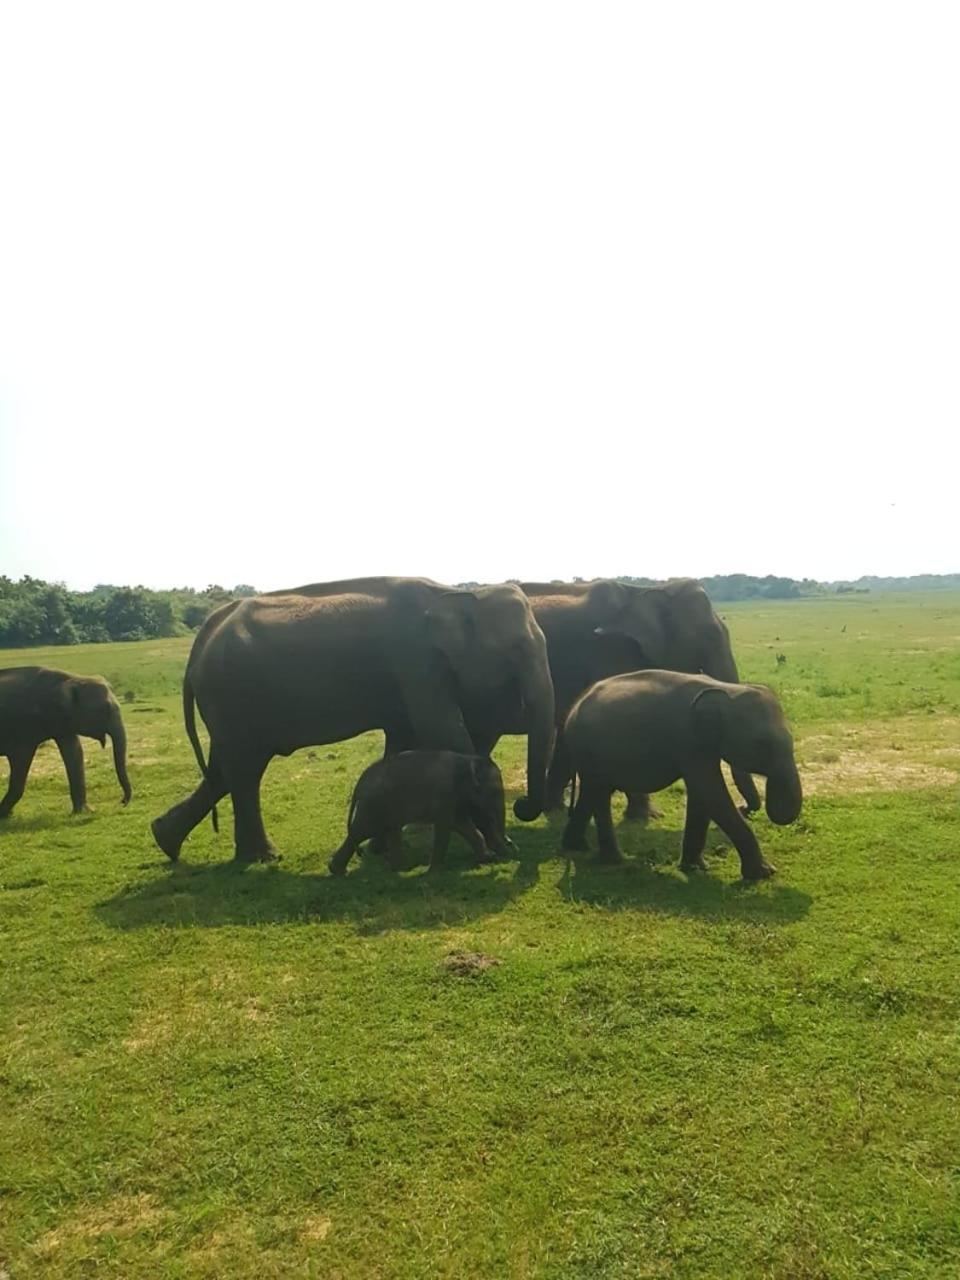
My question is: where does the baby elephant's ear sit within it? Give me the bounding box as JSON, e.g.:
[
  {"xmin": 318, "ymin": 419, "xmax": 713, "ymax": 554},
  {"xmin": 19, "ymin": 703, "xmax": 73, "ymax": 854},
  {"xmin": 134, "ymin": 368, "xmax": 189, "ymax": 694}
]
[
  {"xmin": 691, "ymin": 687, "xmax": 730, "ymax": 753},
  {"xmin": 468, "ymin": 756, "xmax": 488, "ymax": 790}
]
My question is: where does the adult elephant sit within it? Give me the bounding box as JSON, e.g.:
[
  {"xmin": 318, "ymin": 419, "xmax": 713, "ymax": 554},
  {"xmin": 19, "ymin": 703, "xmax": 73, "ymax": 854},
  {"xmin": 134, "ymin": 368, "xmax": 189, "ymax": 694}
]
[
  {"xmin": 151, "ymin": 578, "xmax": 555, "ymax": 864},
  {"xmin": 0, "ymin": 666, "xmax": 132, "ymax": 818},
  {"xmin": 465, "ymin": 579, "xmax": 761, "ymax": 817}
]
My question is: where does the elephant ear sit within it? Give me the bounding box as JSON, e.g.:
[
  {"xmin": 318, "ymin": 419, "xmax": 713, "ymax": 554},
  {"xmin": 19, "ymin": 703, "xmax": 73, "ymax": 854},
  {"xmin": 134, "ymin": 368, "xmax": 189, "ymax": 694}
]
[
  {"xmin": 596, "ymin": 586, "xmax": 669, "ymax": 666},
  {"xmin": 452, "ymin": 755, "xmax": 485, "ymax": 808},
  {"xmin": 62, "ymin": 677, "xmax": 110, "ymax": 740},
  {"xmin": 424, "ymin": 591, "xmax": 478, "ymax": 664},
  {"xmin": 584, "ymin": 579, "xmax": 629, "ymax": 623},
  {"xmin": 690, "ymin": 686, "xmax": 731, "ymax": 754},
  {"xmin": 467, "ymin": 755, "xmax": 488, "ymax": 798},
  {"xmin": 71, "ymin": 678, "xmax": 108, "ymax": 715}
]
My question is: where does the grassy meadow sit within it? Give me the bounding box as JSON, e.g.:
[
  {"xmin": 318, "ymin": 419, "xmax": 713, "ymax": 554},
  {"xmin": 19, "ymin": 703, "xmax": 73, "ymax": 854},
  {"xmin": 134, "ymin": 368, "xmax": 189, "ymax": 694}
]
[{"xmin": 2, "ymin": 592, "xmax": 960, "ymax": 1278}]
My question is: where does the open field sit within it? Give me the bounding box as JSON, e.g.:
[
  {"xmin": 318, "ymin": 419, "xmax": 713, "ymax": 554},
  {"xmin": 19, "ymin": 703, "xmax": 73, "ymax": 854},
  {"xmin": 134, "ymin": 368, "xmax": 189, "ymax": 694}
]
[{"xmin": 2, "ymin": 592, "xmax": 960, "ymax": 1278}]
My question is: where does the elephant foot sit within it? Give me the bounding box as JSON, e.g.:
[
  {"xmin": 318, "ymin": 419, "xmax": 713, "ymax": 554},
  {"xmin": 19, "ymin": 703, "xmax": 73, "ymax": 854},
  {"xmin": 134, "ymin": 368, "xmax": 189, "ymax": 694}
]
[
  {"xmin": 474, "ymin": 847, "xmax": 500, "ymax": 866},
  {"xmin": 741, "ymin": 858, "xmax": 776, "ymax": 882},
  {"xmin": 71, "ymin": 805, "xmax": 92, "ymax": 816},
  {"xmin": 328, "ymin": 851, "xmax": 350, "ymax": 877},
  {"xmin": 561, "ymin": 828, "xmax": 590, "ymax": 854},
  {"xmin": 624, "ymin": 798, "xmax": 663, "ymax": 823},
  {"xmin": 0, "ymin": 807, "xmax": 12, "ymax": 821},
  {"xmin": 482, "ymin": 838, "xmax": 516, "ymax": 862},
  {"xmin": 234, "ymin": 844, "xmax": 281, "ymax": 865},
  {"xmin": 679, "ymin": 856, "xmax": 708, "ymax": 874},
  {"xmin": 151, "ymin": 815, "xmax": 182, "ymax": 862}
]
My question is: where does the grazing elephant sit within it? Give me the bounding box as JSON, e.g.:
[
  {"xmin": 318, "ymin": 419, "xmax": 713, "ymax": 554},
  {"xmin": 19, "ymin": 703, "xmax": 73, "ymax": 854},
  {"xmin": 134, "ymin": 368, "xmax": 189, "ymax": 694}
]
[
  {"xmin": 561, "ymin": 669, "xmax": 802, "ymax": 880},
  {"xmin": 151, "ymin": 578, "xmax": 554, "ymax": 864},
  {"xmin": 466, "ymin": 579, "xmax": 761, "ymax": 817},
  {"xmin": 329, "ymin": 750, "xmax": 513, "ymax": 876},
  {"xmin": 0, "ymin": 666, "xmax": 132, "ymax": 818}
]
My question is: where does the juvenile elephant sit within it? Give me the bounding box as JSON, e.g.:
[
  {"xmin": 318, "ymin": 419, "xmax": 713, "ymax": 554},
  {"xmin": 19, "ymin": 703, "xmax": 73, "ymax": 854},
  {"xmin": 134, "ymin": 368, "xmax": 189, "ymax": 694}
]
[
  {"xmin": 151, "ymin": 578, "xmax": 554, "ymax": 864},
  {"xmin": 466, "ymin": 578, "xmax": 761, "ymax": 819},
  {"xmin": 0, "ymin": 666, "xmax": 132, "ymax": 818},
  {"xmin": 329, "ymin": 750, "xmax": 513, "ymax": 875},
  {"xmin": 561, "ymin": 669, "xmax": 802, "ymax": 880}
]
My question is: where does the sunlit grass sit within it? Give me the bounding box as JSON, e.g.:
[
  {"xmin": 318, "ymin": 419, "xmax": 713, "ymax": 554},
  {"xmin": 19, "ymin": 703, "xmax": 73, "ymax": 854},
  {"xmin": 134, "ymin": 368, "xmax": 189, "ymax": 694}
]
[{"xmin": 2, "ymin": 593, "xmax": 960, "ymax": 1276}]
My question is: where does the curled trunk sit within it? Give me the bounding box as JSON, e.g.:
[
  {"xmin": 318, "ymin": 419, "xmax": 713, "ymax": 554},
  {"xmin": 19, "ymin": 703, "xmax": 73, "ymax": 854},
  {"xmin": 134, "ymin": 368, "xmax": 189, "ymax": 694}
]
[
  {"xmin": 108, "ymin": 704, "xmax": 133, "ymax": 804},
  {"xmin": 512, "ymin": 633, "xmax": 556, "ymax": 822},
  {"xmin": 765, "ymin": 763, "xmax": 802, "ymax": 826}
]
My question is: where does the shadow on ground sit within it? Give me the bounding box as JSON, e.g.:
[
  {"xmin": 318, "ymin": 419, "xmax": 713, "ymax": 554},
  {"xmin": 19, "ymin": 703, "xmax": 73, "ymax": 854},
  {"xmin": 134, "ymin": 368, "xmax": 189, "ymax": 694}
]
[
  {"xmin": 94, "ymin": 827, "xmax": 552, "ymax": 933},
  {"xmin": 0, "ymin": 811, "xmax": 92, "ymax": 836},
  {"xmin": 556, "ymin": 813, "xmax": 812, "ymax": 924},
  {"xmin": 93, "ymin": 812, "xmax": 811, "ymax": 932}
]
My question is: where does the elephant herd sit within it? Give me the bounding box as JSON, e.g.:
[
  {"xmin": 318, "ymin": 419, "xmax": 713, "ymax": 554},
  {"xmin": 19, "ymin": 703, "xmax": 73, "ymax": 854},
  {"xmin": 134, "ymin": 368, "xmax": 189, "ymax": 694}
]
[{"xmin": 0, "ymin": 576, "xmax": 804, "ymax": 880}]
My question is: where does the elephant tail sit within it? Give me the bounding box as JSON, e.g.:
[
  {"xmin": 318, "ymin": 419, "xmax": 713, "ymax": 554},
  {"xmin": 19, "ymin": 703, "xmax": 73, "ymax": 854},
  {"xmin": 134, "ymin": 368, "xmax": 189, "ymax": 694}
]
[
  {"xmin": 345, "ymin": 783, "xmax": 360, "ymax": 836},
  {"xmin": 183, "ymin": 675, "xmax": 219, "ymax": 833},
  {"xmin": 568, "ymin": 771, "xmax": 579, "ymax": 816}
]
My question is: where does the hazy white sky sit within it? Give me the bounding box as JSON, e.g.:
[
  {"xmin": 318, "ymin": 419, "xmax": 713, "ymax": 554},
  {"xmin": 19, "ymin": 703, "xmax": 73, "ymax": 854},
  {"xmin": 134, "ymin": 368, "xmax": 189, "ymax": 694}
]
[{"xmin": 1, "ymin": 2, "xmax": 957, "ymax": 591}]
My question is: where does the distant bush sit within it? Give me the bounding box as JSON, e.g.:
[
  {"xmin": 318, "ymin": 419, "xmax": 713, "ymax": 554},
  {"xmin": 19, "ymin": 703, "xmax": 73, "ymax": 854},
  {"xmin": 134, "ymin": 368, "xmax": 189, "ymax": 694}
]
[{"xmin": 0, "ymin": 578, "xmax": 259, "ymax": 648}]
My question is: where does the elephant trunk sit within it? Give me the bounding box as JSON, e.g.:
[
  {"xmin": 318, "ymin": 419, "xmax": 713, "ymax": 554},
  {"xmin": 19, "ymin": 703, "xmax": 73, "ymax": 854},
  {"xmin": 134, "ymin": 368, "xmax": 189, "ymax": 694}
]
[
  {"xmin": 702, "ymin": 621, "xmax": 761, "ymax": 813},
  {"xmin": 108, "ymin": 705, "xmax": 133, "ymax": 805},
  {"xmin": 512, "ymin": 635, "xmax": 556, "ymax": 822},
  {"xmin": 765, "ymin": 761, "xmax": 802, "ymax": 826}
]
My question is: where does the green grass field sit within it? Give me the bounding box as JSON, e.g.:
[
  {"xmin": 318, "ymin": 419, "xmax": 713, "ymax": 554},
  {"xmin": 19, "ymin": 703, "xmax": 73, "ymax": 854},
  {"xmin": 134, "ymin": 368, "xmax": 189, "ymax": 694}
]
[{"xmin": 2, "ymin": 592, "xmax": 960, "ymax": 1278}]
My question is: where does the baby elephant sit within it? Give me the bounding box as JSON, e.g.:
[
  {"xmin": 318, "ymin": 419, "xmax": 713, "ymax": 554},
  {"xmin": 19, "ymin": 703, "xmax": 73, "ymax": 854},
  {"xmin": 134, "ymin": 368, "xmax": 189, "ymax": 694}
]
[
  {"xmin": 328, "ymin": 750, "xmax": 515, "ymax": 876},
  {"xmin": 562, "ymin": 669, "xmax": 802, "ymax": 880}
]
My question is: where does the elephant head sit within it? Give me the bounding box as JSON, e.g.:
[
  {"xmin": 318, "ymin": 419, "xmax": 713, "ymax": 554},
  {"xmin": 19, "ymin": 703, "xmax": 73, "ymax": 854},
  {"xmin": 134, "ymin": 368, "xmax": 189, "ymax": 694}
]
[
  {"xmin": 589, "ymin": 579, "xmax": 762, "ymax": 812},
  {"xmin": 61, "ymin": 676, "xmax": 132, "ymax": 805},
  {"xmin": 691, "ymin": 682, "xmax": 802, "ymax": 825},
  {"xmin": 590, "ymin": 579, "xmax": 728, "ymax": 672},
  {"xmin": 465, "ymin": 756, "xmax": 515, "ymax": 856},
  {"xmin": 425, "ymin": 585, "xmax": 555, "ymax": 821}
]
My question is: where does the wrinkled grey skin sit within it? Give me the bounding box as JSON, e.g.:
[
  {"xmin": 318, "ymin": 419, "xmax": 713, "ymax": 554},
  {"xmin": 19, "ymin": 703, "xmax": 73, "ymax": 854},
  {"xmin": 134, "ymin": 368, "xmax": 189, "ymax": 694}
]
[
  {"xmin": 0, "ymin": 666, "xmax": 132, "ymax": 818},
  {"xmin": 152, "ymin": 578, "xmax": 553, "ymax": 865},
  {"xmin": 466, "ymin": 578, "xmax": 761, "ymax": 820},
  {"xmin": 561, "ymin": 669, "xmax": 802, "ymax": 880},
  {"xmin": 329, "ymin": 750, "xmax": 515, "ymax": 875}
]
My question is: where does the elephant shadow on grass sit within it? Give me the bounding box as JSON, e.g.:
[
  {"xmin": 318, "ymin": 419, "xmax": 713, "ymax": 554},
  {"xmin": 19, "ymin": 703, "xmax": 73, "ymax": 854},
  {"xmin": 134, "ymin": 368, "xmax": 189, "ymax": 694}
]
[
  {"xmin": 555, "ymin": 813, "xmax": 813, "ymax": 926},
  {"xmin": 93, "ymin": 822, "xmax": 560, "ymax": 935},
  {"xmin": 0, "ymin": 811, "xmax": 90, "ymax": 837}
]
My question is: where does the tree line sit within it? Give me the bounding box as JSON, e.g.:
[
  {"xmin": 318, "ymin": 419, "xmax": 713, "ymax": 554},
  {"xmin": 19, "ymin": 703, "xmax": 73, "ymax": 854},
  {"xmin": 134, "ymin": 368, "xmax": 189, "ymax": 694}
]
[
  {"xmin": 0, "ymin": 578, "xmax": 257, "ymax": 648},
  {"xmin": 3, "ymin": 571, "xmax": 959, "ymax": 648}
]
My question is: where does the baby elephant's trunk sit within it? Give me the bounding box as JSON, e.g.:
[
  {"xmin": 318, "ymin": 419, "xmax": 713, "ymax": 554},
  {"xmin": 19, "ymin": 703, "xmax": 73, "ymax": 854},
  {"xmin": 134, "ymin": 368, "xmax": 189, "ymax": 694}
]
[
  {"xmin": 473, "ymin": 759, "xmax": 514, "ymax": 855},
  {"xmin": 328, "ymin": 780, "xmax": 364, "ymax": 876},
  {"xmin": 764, "ymin": 763, "xmax": 803, "ymax": 826}
]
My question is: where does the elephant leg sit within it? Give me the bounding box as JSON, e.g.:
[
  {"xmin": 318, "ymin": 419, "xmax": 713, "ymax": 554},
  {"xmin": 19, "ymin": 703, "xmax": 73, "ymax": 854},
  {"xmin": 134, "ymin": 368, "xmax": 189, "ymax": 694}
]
[
  {"xmin": 55, "ymin": 735, "xmax": 88, "ymax": 814},
  {"xmin": 592, "ymin": 786, "xmax": 623, "ymax": 865},
  {"xmin": 623, "ymin": 791, "xmax": 663, "ymax": 822},
  {"xmin": 545, "ymin": 724, "xmax": 573, "ymax": 812},
  {"xmin": 227, "ymin": 756, "xmax": 279, "ymax": 864},
  {"xmin": 732, "ymin": 768, "xmax": 761, "ymax": 815},
  {"xmin": 561, "ymin": 777, "xmax": 595, "ymax": 853},
  {"xmin": 679, "ymin": 787, "xmax": 710, "ymax": 872},
  {"xmin": 328, "ymin": 828, "xmax": 364, "ymax": 876},
  {"xmin": 368, "ymin": 729, "xmax": 415, "ymax": 858},
  {"xmin": 0, "ymin": 747, "xmax": 38, "ymax": 819},
  {"xmin": 379, "ymin": 826, "xmax": 404, "ymax": 871},
  {"xmin": 429, "ymin": 823, "xmax": 452, "ymax": 872},
  {"xmin": 151, "ymin": 752, "xmax": 228, "ymax": 861},
  {"xmin": 468, "ymin": 731, "xmax": 499, "ymax": 758},
  {"xmin": 684, "ymin": 762, "xmax": 775, "ymax": 881},
  {"xmin": 453, "ymin": 818, "xmax": 498, "ymax": 866}
]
